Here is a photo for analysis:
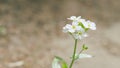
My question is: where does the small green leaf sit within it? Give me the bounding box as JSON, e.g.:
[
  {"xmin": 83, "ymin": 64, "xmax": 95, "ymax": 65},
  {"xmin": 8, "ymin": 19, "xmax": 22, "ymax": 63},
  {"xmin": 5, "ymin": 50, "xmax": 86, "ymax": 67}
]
[
  {"xmin": 78, "ymin": 22, "xmax": 85, "ymax": 28},
  {"xmin": 85, "ymin": 28, "xmax": 89, "ymax": 32},
  {"xmin": 52, "ymin": 56, "xmax": 68, "ymax": 68},
  {"xmin": 52, "ymin": 58, "xmax": 61, "ymax": 68}
]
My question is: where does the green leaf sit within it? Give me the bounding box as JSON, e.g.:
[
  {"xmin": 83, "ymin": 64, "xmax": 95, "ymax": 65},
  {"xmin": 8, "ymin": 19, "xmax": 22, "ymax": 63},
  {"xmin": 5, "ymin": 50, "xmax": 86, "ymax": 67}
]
[
  {"xmin": 52, "ymin": 56, "xmax": 68, "ymax": 68},
  {"xmin": 85, "ymin": 28, "xmax": 89, "ymax": 32},
  {"xmin": 52, "ymin": 57, "xmax": 61, "ymax": 68}
]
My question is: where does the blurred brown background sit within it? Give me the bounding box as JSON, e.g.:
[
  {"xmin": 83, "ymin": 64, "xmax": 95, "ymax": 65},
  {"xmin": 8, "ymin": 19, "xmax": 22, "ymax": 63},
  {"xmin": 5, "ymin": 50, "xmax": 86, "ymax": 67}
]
[{"xmin": 0, "ymin": 0, "xmax": 120, "ymax": 68}]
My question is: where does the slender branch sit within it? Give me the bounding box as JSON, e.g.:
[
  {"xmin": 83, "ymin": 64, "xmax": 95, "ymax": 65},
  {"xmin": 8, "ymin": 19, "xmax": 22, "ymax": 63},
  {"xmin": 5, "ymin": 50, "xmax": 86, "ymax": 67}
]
[
  {"xmin": 69, "ymin": 39, "xmax": 78, "ymax": 68},
  {"xmin": 78, "ymin": 49, "xmax": 84, "ymax": 55}
]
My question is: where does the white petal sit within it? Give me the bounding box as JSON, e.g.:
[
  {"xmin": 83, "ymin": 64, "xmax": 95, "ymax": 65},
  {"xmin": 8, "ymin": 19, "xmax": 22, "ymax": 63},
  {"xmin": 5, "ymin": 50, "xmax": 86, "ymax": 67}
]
[
  {"xmin": 68, "ymin": 29, "xmax": 75, "ymax": 33},
  {"xmin": 63, "ymin": 25, "xmax": 69, "ymax": 33},
  {"xmin": 79, "ymin": 54, "xmax": 92, "ymax": 59},
  {"xmin": 80, "ymin": 19, "xmax": 89, "ymax": 28},
  {"xmin": 77, "ymin": 16, "xmax": 81, "ymax": 20},
  {"xmin": 90, "ymin": 23, "xmax": 96, "ymax": 30},
  {"xmin": 86, "ymin": 20, "xmax": 96, "ymax": 30},
  {"xmin": 63, "ymin": 24, "xmax": 72, "ymax": 32},
  {"xmin": 67, "ymin": 16, "xmax": 82, "ymax": 22},
  {"xmin": 73, "ymin": 34, "xmax": 83, "ymax": 40},
  {"xmin": 72, "ymin": 22, "xmax": 78, "ymax": 26},
  {"xmin": 86, "ymin": 20, "xmax": 91, "ymax": 23},
  {"xmin": 78, "ymin": 35, "xmax": 83, "ymax": 40},
  {"xmin": 65, "ymin": 24, "xmax": 72, "ymax": 29},
  {"xmin": 76, "ymin": 26, "xmax": 81, "ymax": 31},
  {"xmin": 83, "ymin": 33, "xmax": 88, "ymax": 37},
  {"xmin": 72, "ymin": 33, "xmax": 77, "ymax": 39},
  {"xmin": 67, "ymin": 16, "xmax": 76, "ymax": 20},
  {"xmin": 80, "ymin": 19, "xmax": 86, "ymax": 23},
  {"xmin": 62, "ymin": 27, "xmax": 68, "ymax": 33}
]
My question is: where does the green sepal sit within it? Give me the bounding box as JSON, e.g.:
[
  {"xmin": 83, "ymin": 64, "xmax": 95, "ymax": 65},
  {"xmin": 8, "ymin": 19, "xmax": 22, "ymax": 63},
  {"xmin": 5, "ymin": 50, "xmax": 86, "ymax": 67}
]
[
  {"xmin": 85, "ymin": 28, "xmax": 89, "ymax": 32},
  {"xmin": 82, "ymin": 44, "xmax": 88, "ymax": 50},
  {"xmin": 78, "ymin": 22, "xmax": 85, "ymax": 28}
]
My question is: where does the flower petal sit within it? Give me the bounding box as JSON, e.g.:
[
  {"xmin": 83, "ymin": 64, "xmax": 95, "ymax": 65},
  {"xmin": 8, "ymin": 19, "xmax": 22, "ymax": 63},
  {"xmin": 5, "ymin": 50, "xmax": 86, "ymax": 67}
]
[{"xmin": 79, "ymin": 54, "xmax": 92, "ymax": 59}]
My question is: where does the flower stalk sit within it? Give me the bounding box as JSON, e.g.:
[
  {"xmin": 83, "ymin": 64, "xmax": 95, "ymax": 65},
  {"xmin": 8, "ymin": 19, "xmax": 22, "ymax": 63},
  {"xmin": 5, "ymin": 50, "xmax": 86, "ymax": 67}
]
[{"xmin": 69, "ymin": 39, "xmax": 78, "ymax": 68}]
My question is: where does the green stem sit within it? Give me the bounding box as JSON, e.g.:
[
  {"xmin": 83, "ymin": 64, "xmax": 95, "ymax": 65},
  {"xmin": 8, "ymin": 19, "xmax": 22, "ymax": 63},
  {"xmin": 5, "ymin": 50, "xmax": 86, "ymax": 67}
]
[
  {"xmin": 69, "ymin": 39, "xmax": 78, "ymax": 68},
  {"xmin": 78, "ymin": 49, "xmax": 84, "ymax": 55}
]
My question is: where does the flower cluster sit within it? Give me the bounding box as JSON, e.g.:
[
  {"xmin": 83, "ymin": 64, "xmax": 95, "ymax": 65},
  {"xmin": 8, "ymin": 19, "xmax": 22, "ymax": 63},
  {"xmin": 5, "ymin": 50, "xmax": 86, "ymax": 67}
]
[{"xmin": 63, "ymin": 16, "xmax": 96, "ymax": 40}]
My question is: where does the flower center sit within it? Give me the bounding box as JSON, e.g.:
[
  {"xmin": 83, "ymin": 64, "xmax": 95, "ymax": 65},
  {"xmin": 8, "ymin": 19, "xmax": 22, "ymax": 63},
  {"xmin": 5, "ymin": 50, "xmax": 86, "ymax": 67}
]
[
  {"xmin": 88, "ymin": 24, "xmax": 91, "ymax": 28},
  {"xmin": 78, "ymin": 32, "xmax": 82, "ymax": 35},
  {"xmin": 72, "ymin": 26, "xmax": 76, "ymax": 29}
]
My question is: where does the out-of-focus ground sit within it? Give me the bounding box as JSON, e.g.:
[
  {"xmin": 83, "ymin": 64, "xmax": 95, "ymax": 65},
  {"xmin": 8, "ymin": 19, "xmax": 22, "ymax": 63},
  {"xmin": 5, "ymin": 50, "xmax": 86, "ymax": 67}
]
[{"xmin": 0, "ymin": 0, "xmax": 120, "ymax": 68}]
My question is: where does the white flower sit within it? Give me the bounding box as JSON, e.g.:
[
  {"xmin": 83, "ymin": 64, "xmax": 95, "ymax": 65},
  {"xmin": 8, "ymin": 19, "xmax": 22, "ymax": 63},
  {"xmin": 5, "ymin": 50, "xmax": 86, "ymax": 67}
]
[
  {"xmin": 72, "ymin": 22, "xmax": 83, "ymax": 31},
  {"xmin": 79, "ymin": 19, "xmax": 86, "ymax": 24},
  {"xmin": 63, "ymin": 16, "xmax": 96, "ymax": 40},
  {"xmin": 87, "ymin": 20, "xmax": 96, "ymax": 30},
  {"xmin": 67, "ymin": 16, "xmax": 81, "ymax": 22},
  {"xmin": 73, "ymin": 32, "xmax": 87, "ymax": 40},
  {"xmin": 63, "ymin": 24, "xmax": 75, "ymax": 33},
  {"xmin": 63, "ymin": 22, "xmax": 83, "ymax": 33},
  {"xmin": 82, "ymin": 20, "xmax": 96, "ymax": 30}
]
